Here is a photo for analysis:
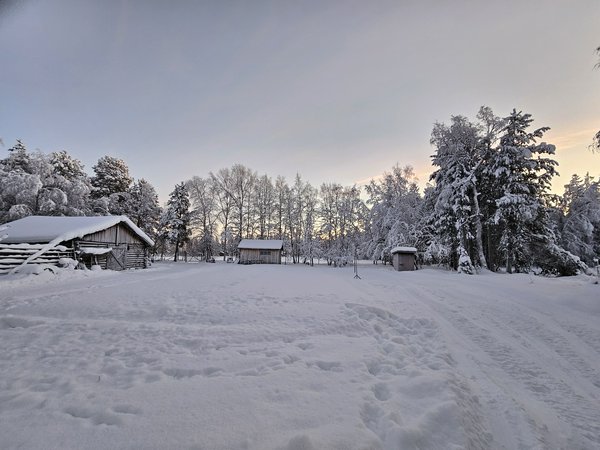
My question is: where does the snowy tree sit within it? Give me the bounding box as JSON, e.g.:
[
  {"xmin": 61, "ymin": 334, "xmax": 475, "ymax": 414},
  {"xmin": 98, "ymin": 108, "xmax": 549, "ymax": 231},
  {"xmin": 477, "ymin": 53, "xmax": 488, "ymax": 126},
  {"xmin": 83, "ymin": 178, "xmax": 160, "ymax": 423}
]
[
  {"xmin": 301, "ymin": 183, "xmax": 319, "ymax": 265},
  {"xmin": 47, "ymin": 150, "xmax": 92, "ymax": 216},
  {"xmin": 488, "ymin": 109, "xmax": 559, "ymax": 273},
  {"xmin": 91, "ymin": 156, "xmax": 133, "ymax": 199},
  {"xmin": 210, "ymin": 168, "xmax": 235, "ymax": 260},
  {"xmin": 273, "ymin": 176, "xmax": 289, "ymax": 240},
  {"xmin": 457, "ymin": 246, "xmax": 475, "ymax": 274},
  {"xmin": 50, "ymin": 150, "xmax": 86, "ymax": 181},
  {"xmin": 230, "ymin": 164, "xmax": 257, "ymax": 240},
  {"xmin": 319, "ymin": 183, "xmax": 367, "ymax": 264},
  {"xmin": 163, "ymin": 182, "xmax": 191, "ymax": 262},
  {"xmin": 560, "ymin": 174, "xmax": 600, "ymax": 265},
  {"xmin": 253, "ymin": 174, "xmax": 275, "ymax": 239},
  {"xmin": 365, "ymin": 165, "xmax": 422, "ymax": 264},
  {"xmin": 429, "ymin": 114, "xmax": 489, "ymax": 270},
  {"xmin": 129, "ymin": 178, "xmax": 162, "ymax": 237},
  {"xmin": 2, "ymin": 140, "xmax": 32, "ymax": 174},
  {"xmin": 0, "ymin": 145, "xmax": 79, "ymax": 220}
]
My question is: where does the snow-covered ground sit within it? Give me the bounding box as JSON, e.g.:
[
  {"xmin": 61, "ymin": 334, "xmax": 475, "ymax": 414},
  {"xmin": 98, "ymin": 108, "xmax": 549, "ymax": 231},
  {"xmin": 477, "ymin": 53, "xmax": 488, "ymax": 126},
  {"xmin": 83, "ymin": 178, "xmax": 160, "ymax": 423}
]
[{"xmin": 1, "ymin": 262, "xmax": 599, "ymax": 450}]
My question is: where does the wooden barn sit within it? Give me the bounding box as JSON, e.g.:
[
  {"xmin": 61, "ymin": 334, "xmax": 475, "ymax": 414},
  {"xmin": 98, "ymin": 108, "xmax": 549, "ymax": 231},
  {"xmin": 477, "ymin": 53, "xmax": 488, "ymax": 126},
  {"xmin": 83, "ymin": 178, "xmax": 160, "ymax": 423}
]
[
  {"xmin": 0, "ymin": 216, "xmax": 154, "ymax": 274},
  {"xmin": 238, "ymin": 239, "xmax": 283, "ymax": 264},
  {"xmin": 391, "ymin": 246, "xmax": 418, "ymax": 271}
]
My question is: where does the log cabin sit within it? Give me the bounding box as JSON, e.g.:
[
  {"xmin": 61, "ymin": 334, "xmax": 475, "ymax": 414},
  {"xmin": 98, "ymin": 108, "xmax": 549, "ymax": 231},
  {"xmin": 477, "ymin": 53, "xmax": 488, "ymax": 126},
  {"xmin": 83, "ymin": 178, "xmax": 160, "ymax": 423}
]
[{"xmin": 0, "ymin": 215, "xmax": 154, "ymax": 274}]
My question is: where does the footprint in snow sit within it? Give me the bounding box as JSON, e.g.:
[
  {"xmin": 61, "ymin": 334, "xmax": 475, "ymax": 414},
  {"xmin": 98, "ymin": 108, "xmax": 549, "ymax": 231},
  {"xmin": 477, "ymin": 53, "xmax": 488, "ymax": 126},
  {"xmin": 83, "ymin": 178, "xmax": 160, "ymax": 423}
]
[
  {"xmin": 112, "ymin": 404, "xmax": 142, "ymax": 415},
  {"xmin": 312, "ymin": 361, "xmax": 341, "ymax": 372},
  {"xmin": 371, "ymin": 382, "xmax": 392, "ymax": 401},
  {"xmin": 64, "ymin": 406, "xmax": 123, "ymax": 426}
]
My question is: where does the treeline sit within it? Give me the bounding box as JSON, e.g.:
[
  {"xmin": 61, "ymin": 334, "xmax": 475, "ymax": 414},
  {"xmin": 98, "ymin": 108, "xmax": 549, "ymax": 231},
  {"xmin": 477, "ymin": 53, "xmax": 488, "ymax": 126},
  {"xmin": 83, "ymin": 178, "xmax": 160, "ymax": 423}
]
[
  {"xmin": 180, "ymin": 167, "xmax": 367, "ymax": 264},
  {"xmin": 423, "ymin": 107, "xmax": 597, "ymax": 275},
  {"xmin": 1, "ymin": 106, "xmax": 599, "ymax": 275}
]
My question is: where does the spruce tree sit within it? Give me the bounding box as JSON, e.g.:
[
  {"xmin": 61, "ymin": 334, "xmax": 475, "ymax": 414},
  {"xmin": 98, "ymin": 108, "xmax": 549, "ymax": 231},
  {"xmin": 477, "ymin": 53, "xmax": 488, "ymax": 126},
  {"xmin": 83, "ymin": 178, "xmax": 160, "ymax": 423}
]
[
  {"xmin": 488, "ymin": 110, "xmax": 558, "ymax": 273},
  {"xmin": 164, "ymin": 182, "xmax": 191, "ymax": 261}
]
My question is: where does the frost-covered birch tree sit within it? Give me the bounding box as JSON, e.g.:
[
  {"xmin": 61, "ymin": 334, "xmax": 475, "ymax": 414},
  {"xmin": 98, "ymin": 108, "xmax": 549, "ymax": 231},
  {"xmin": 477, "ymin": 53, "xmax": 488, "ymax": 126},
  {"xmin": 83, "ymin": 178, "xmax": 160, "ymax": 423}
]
[
  {"xmin": 210, "ymin": 168, "xmax": 235, "ymax": 260},
  {"xmin": 187, "ymin": 176, "xmax": 217, "ymax": 260}
]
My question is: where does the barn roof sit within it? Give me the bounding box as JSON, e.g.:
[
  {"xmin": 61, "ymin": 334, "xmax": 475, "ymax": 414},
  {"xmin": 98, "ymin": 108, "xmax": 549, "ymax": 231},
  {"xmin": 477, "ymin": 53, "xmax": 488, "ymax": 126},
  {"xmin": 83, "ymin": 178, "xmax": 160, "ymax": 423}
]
[
  {"xmin": 391, "ymin": 246, "xmax": 417, "ymax": 254},
  {"xmin": 0, "ymin": 215, "xmax": 154, "ymax": 246},
  {"xmin": 238, "ymin": 239, "xmax": 283, "ymax": 250}
]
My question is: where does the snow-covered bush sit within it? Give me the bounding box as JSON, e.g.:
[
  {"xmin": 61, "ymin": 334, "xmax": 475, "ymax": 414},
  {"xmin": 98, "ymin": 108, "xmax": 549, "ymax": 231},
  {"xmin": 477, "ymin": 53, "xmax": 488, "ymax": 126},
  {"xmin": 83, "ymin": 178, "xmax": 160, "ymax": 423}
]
[
  {"xmin": 536, "ymin": 244, "xmax": 588, "ymax": 276},
  {"xmin": 457, "ymin": 246, "xmax": 475, "ymax": 274},
  {"xmin": 423, "ymin": 240, "xmax": 450, "ymax": 267}
]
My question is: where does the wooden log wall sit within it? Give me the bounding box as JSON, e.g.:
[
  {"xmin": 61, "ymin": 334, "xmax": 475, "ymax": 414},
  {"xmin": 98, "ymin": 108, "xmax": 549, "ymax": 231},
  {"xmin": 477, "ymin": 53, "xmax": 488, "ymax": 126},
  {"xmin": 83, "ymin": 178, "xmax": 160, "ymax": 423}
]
[{"xmin": 0, "ymin": 244, "xmax": 75, "ymax": 274}]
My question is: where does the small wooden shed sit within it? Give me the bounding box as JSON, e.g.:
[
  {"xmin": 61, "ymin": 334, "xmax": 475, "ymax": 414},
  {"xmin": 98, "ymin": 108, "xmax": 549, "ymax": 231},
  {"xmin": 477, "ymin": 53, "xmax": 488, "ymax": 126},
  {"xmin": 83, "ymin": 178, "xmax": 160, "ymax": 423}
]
[
  {"xmin": 0, "ymin": 215, "xmax": 154, "ymax": 274},
  {"xmin": 391, "ymin": 246, "xmax": 417, "ymax": 271},
  {"xmin": 238, "ymin": 239, "xmax": 283, "ymax": 264}
]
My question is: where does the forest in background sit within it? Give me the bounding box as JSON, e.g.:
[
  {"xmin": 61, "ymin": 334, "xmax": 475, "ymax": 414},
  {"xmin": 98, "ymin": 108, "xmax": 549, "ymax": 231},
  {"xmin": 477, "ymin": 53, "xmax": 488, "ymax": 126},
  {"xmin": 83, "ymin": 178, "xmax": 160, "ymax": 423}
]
[{"xmin": 1, "ymin": 106, "xmax": 598, "ymax": 276}]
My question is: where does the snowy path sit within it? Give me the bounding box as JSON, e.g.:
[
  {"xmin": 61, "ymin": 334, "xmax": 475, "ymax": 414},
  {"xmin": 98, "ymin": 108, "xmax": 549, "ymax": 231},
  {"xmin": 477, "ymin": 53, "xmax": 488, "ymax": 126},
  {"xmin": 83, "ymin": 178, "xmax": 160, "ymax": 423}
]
[
  {"xmin": 399, "ymin": 274, "xmax": 600, "ymax": 449},
  {"xmin": 0, "ymin": 263, "xmax": 598, "ymax": 449}
]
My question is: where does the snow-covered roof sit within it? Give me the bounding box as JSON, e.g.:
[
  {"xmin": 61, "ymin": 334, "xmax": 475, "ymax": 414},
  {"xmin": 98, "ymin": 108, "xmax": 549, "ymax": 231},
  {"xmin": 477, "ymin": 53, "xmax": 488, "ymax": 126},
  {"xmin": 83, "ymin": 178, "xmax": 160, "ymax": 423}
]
[
  {"xmin": 1, "ymin": 216, "xmax": 154, "ymax": 246},
  {"xmin": 238, "ymin": 239, "xmax": 283, "ymax": 250},
  {"xmin": 391, "ymin": 246, "xmax": 418, "ymax": 254}
]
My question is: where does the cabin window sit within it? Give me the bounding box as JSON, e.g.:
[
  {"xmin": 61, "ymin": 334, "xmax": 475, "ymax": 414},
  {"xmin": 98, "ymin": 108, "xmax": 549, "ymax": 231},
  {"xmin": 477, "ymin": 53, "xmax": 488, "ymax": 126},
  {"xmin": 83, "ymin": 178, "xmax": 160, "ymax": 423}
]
[{"xmin": 260, "ymin": 250, "xmax": 271, "ymax": 256}]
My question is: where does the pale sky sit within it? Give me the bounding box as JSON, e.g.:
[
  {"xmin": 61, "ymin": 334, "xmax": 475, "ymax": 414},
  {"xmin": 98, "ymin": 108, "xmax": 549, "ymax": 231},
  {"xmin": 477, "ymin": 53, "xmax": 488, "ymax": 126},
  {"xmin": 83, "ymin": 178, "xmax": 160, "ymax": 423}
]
[{"xmin": 1, "ymin": 0, "xmax": 599, "ymax": 201}]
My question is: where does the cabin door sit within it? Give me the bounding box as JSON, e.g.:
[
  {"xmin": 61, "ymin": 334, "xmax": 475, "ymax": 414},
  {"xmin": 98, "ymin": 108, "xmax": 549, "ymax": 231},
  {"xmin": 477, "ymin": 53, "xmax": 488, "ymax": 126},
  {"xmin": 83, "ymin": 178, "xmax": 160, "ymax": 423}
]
[{"xmin": 107, "ymin": 244, "xmax": 127, "ymax": 270}]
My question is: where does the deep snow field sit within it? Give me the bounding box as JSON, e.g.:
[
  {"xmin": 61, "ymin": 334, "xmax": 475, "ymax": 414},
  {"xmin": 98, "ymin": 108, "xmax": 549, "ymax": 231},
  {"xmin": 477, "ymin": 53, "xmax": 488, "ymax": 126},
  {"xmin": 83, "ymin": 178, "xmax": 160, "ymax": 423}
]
[{"xmin": 1, "ymin": 262, "xmax": 599, "ymax": 450}]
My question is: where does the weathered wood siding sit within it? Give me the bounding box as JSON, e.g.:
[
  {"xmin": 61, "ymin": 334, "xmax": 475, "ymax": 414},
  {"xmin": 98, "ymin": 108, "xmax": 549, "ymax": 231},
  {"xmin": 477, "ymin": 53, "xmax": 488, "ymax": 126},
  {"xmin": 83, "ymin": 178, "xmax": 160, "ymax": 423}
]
[
  {"xmin": 82, "ymin": 224, "xmax": 141, "ymax": 245},
  {"xmin": 392, "ymin": 252, "xmax": 415, "ymax": 271},
  {"xmin": 77, "ymin": 222, "xmax": 149, "ymax": 270},
  {"xmin": 126, "ymin": 244, "xmax": 148, "ymax": 269},
  {"xmin": 239, "ymin": 248, "xmax": 282, "ymax": 264}
]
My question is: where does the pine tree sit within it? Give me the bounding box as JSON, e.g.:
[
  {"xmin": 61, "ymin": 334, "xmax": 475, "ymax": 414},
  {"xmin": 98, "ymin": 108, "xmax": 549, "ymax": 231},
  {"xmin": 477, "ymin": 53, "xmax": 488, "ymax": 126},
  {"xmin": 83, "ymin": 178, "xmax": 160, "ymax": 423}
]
[
  {"xmin": 129, "ymin": 179, "xmax": 162, "ymax": 237},
  {"xmin": 91, "ymin": 156, "xmax": 133, "ymax": 199},
  {"xmin": 163, "ymin": 182, "xmax": 191, "ymax": 262},
  {"xmin": 50, "ymin": 151, "xmax": 87, "ymax": 181},
  {"xmin": 2, "ymin": 140, "xmax": 32, "ymax": 173},
  {"xmin": 48, "ymin": 150, "xmax": 92, "ymax": 216}
]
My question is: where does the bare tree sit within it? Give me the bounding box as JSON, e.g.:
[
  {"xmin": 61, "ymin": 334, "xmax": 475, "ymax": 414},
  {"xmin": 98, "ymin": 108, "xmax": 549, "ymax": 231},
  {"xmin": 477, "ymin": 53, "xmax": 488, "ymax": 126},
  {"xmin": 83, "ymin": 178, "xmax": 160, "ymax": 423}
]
[{"xmin": 210, "ymin": 168, "xmax": 235, "ymax": 260}]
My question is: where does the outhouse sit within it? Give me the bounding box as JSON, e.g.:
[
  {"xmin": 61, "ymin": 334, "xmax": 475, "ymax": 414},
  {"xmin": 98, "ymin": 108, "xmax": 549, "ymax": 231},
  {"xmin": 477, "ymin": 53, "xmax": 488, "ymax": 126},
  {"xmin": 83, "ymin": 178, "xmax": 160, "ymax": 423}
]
[{"xmin": 391, "ymin": 246, "xmax": 417, "ymax": 271}]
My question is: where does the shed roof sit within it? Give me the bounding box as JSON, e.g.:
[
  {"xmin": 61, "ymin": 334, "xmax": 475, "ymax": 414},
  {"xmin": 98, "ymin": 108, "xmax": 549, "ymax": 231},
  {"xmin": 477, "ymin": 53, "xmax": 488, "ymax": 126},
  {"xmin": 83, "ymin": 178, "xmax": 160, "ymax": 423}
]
[
  {"xmin": 238, "ymin": 239, "xmax": 283, "ymax": 250},
  {"xmin": 0, "ymin": 215, "xmax": 154, "ymax": 246},
  {"xmin": 391, "ymin": 246, "xmax": 418, "ymax": 254}
]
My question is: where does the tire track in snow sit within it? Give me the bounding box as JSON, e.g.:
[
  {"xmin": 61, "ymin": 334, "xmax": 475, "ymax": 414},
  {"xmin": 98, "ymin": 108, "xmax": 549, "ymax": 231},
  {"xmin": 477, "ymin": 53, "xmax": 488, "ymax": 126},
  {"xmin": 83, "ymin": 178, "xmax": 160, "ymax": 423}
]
[
  {"xmin": 482, "ymin": 306, "xmax": 600, "ymax": 392},
  {"xmin": 409, "ymin": 284, "xmax": 600, "ymax": 449}
]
